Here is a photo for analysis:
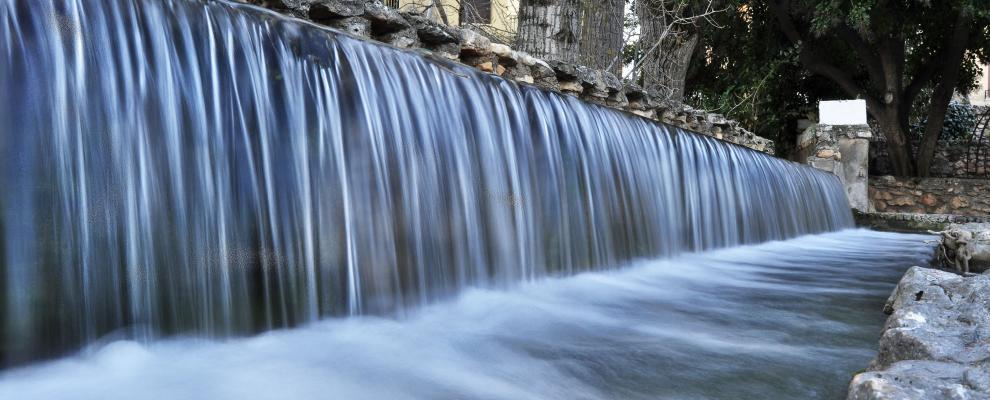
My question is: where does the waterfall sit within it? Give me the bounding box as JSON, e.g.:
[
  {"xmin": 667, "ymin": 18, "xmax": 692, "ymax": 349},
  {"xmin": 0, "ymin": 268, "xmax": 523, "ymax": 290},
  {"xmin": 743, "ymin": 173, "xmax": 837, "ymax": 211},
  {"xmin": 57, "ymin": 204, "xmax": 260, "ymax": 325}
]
[{"xmin": 0, "ymin": 0, "xmax": 852, "ymax": 366}]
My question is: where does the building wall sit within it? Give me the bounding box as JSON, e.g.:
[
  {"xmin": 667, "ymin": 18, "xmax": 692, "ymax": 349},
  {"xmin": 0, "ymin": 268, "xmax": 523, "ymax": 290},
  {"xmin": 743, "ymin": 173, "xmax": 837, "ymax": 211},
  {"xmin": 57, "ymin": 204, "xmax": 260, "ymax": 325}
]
[{"xmin": 968, "ymin": 62, "xmax": 989, "ymax": 107}]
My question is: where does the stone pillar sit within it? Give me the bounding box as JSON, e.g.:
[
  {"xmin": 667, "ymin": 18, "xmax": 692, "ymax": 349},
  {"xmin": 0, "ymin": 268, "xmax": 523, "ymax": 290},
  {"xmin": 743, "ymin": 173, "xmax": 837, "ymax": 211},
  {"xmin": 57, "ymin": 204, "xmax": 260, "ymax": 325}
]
[
  {"xmin": 797, "ymin": 101, "xmax": 872, "ymax": 212},
  {"xmin": 834, "ymin": 124, "xmax": 872, "ymax": 212}
]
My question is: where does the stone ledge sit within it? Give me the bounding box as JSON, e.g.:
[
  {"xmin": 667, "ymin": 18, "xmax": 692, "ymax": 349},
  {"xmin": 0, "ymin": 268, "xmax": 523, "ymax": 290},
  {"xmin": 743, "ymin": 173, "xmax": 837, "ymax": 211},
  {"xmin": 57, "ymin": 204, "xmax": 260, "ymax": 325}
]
[
  {"xmin": 229, "ymin": 0, "xmax": 775, "ymax": 154},
  {"xmin": 854, "ymin": 210, "xmax": 990, "ymax": 233},
  {"xmin": 848, "ymin": 267, "xmax": 990, "ymax": 399}
]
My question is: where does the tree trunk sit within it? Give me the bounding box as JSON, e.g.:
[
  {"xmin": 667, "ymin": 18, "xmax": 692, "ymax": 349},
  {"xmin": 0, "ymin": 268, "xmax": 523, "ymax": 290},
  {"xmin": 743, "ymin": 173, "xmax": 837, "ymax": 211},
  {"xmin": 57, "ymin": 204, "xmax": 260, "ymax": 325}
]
[
  {"xmin": 915, "ymin": 87, "xmax": 954, "ymax": 177},
  {"xmin": 873, "ymin": 106, "xmax": 914, "ymax": 176},
  {"xmin": 515, "ymin": 0, "xmax": 583, "ymax": 63},
  {"xmin": 578, "ymin": 0, "xmax": 624, "ymax": 74},
  {"xmin": 659, "ymin": 32, "xmax": 699, "ymax": 101},
  {"xmin": 635, "ymin": 0, "xmax": 699, "ymax": 102},
  {"xmin": 915, "ymin": 17, "xmax": 971, "ymax": 177}
]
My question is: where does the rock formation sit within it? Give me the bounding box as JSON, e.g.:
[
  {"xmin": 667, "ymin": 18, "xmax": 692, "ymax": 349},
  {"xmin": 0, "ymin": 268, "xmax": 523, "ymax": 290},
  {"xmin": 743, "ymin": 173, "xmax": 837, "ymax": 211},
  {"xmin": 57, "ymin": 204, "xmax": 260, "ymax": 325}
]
[{"xmin": 848, "ymin": 267, "xmax": 990, "ymax": 399}]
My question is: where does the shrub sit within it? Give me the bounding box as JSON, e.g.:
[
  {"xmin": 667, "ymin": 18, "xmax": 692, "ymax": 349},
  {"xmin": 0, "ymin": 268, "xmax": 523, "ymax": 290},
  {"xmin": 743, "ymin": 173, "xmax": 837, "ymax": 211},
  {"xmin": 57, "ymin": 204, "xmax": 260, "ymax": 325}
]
[{"xmin": 911, "ymin": 102, "xmax": 977, "ymax": 142}]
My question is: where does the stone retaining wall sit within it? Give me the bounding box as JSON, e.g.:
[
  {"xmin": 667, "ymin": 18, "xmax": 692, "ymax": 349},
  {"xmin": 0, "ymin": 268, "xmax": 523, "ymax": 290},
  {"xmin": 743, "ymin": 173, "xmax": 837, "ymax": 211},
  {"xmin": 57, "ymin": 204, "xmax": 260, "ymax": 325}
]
[
  {"xmin": 233, "ymin": 0, "xmax": 775, "ymax": 154},
  {"xmin": 870, "ymin": 176, "xmax": 990, "ymax": 216},
  {"xmin": 855, "ymin": 211, "xmax": 990, "ymax": 233}
]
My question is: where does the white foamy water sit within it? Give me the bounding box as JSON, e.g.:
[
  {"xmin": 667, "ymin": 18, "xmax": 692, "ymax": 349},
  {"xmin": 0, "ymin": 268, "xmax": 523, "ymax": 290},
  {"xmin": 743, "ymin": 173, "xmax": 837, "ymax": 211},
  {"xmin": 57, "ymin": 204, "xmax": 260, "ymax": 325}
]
[{"xmin": 0, "ymin": 229, "xmax": 933, "ymax": 400}]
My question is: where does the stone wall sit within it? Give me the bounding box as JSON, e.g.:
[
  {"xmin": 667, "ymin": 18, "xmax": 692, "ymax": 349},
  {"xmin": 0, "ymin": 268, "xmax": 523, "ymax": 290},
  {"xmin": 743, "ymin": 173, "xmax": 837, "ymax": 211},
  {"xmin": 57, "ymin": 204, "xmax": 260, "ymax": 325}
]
[
  {"xmin": 870, "ymin": 176, "xmax": 990, "ymax": 216},
  {"xmin": 855, "ymin": 211, "xmax": 990, "ymax": 233},
  {"xmin": 232, "ymin": 0, "xmax": 774, "ymax": 154}
]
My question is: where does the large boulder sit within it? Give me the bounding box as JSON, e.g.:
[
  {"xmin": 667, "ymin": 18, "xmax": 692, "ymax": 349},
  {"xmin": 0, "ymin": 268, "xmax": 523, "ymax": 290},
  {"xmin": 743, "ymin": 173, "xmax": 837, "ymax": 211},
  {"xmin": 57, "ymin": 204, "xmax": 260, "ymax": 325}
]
[
  {"xmin": 849, "ymin": 361, "xmax": 990, "ymax": 400},
  {"xmin": 848, "ymin": 267, "xmax": 990, "ymax": 399},
  {"xmin": 458, "ymin": 28, "xmax": 491, "ymax": 58}
]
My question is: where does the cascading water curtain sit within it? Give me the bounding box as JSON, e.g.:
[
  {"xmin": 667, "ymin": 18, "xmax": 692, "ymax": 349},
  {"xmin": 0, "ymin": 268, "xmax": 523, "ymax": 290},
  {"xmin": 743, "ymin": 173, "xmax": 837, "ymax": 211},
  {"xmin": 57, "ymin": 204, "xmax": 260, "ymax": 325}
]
[{"xmin": 0, "ymin": 0, "xmax": 853, "ymax": 365}]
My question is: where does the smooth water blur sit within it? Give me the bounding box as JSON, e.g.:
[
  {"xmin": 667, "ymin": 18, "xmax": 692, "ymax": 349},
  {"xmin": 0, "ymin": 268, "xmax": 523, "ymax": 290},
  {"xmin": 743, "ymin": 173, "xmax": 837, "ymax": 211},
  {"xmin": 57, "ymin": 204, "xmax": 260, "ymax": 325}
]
[
  {"xmin": 0, "ymin": 0, "xmax": 853, "ymax": 364},
  {"xmin": 0, "ymin": 230, "xmax": 933, "ymax": 399}
]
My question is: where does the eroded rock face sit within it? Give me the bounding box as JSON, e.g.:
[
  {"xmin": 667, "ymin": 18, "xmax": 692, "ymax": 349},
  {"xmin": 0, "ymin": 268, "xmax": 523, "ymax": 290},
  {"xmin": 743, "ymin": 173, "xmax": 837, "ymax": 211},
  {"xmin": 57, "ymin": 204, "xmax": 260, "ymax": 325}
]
[{"xmin": 848, "ymin": 267, "xmax": 990, "ymax": 399}]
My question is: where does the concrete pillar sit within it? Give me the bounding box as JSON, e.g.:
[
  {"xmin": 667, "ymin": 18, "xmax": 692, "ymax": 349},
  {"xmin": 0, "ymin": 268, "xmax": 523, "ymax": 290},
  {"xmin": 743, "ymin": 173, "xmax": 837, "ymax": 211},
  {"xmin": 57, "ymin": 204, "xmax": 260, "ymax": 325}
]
[{"xmin": 797, "ymin": 100, "xmax": 872, "ymax": 212}]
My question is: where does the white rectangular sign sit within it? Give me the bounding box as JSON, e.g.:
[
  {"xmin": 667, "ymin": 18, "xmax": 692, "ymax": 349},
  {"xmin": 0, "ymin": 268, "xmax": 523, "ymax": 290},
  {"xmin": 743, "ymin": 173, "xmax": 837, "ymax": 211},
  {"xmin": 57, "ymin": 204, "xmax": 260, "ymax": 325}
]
[{"xmin": 819, "ymin": 100, "xmax": 867, "ymax": 125}]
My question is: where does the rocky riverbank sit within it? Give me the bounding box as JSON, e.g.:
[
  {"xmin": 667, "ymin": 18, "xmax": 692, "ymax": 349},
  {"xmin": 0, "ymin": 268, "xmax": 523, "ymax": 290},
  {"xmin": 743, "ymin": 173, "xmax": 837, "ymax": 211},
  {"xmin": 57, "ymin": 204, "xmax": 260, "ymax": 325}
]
[{"xmin": 848, "ymin": 267, "xmax": 990, "ymax": 399}]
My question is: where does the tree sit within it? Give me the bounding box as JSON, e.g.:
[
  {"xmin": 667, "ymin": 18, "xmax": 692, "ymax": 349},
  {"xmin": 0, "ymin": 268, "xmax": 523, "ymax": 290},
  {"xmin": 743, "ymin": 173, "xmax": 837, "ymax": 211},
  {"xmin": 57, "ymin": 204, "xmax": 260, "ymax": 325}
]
[
  {"xmin": 628, "ymin": 0, "xmax": 724, "ymax": 102},
  {"xmin": 686, "ymin": 1, "xmax": 845, "ymax": 156},
  {"xmin": 579, "ymin": 0, "xmax": 626, "ymax": 73},
  {"xmin": 515, "ymin": 0, "xmax": 585, "ymax": 62},
  {"xmin": 767, "ymin": 0, "xmax": 990, "ymax": 176}
]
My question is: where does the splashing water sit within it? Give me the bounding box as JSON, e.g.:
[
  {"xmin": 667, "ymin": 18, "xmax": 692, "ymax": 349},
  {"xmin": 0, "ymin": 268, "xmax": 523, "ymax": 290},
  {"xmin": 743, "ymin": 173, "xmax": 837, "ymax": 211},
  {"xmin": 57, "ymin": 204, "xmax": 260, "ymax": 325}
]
[
  {"xmin": 0, "ymin": 230, "xmax": 933, "ymax": 399},
  {"xmin": 0, "ymin": 0, "xmax": 851, "ymax": 366}
]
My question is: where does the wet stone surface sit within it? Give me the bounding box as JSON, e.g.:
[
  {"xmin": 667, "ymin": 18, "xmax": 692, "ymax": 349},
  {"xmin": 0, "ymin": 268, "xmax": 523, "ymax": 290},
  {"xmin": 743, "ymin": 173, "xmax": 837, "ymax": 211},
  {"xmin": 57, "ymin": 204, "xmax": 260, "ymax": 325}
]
[{"xmin": 849, "ymin": 267, "xmax": 990, "ymax": 399}]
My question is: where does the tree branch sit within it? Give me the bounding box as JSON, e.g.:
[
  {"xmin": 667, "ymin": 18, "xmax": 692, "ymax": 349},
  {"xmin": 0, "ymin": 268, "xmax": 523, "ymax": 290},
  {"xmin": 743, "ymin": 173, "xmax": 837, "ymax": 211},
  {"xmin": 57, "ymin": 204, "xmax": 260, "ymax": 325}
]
[
  {"xmin": 834, "ymin": 24, "xmax": 885, "ymax": 91},
  {"xmin": 902, "ymin": 12, "xmax": 969, "ymax": 107},
  {"xmin": 770, "ymin": 0, "xmax": 880, "ymax": 108},
  {"xmin": 623, "ymin": 2, "xmax": 725, "ymax": 82}
]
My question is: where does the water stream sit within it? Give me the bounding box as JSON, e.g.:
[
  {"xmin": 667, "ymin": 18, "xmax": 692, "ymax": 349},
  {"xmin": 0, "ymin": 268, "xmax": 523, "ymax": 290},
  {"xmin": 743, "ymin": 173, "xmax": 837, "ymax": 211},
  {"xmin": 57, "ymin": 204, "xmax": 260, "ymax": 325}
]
[{"xmin": 0, "ymin": 229, "xmax": 933, "ymax": 399}]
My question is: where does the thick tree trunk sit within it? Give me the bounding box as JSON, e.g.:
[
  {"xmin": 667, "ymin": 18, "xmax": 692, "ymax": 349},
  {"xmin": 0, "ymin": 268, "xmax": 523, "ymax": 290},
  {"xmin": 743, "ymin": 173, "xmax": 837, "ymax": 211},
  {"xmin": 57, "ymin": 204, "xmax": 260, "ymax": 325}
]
[
  {"xmin": 635, "ymin": 0, "xmax": 699, "ymax": 102},
  {"xmin": 659, "ymin": 32, "xmax": 698, "ymax": 101},
  {"xmin": 915, "ymin": 18, "xmax": 971, "ymax": 177},
  {"xmin": 873, "ymin": 106, "xmax": 915, "ymax": 176},
  {"xmin": 515, "ymin": 0, "xmax": 583, "ymax": 63},
  {"xmin": 578, "ymin": 0, "xmax": 624, "ymax": 74}
]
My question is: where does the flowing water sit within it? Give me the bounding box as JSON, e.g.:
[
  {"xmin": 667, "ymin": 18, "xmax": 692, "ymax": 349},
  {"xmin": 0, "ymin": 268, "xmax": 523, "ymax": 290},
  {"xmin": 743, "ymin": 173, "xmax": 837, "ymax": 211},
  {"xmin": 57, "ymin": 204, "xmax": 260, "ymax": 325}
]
[
  {"xmin": 0, "ymin": 0, "xmax": 856, "ymax": 368},
  {"xmin": 0, "ymin": 230, "xmax": 933, "ymax": 399}
]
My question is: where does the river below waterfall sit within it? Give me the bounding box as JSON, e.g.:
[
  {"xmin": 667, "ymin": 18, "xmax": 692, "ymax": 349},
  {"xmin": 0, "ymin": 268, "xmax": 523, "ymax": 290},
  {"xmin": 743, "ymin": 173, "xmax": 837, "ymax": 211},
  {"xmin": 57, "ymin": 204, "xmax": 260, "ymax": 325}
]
[{"xmin": 0, "ymin": 229, "xmax": 932, "ymax": 400}]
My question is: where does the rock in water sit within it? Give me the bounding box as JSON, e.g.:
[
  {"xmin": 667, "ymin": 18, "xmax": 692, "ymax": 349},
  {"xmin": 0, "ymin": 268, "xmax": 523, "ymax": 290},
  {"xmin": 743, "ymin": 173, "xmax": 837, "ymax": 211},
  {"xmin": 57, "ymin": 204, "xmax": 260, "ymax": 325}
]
[
  {"xmin": 932, "ymin": 223, "xmax": 990, "ymax": 274},
  {"xmin": 848, "ymin": 267, "xmax": 990, "ymax": 399}
]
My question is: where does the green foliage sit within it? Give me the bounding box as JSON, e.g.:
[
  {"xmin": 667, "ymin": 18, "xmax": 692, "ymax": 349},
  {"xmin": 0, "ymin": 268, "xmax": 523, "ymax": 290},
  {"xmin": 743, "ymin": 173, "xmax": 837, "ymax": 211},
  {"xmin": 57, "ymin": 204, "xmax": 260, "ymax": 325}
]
[
  {"xmin": 809, "ymin": 1, "xmax": 839, "ymax": 35},
  {"xmin": 911, "ymin": 102, "xmax": 978, "ymax": 141},
  {"xmin": 685, "ymin": 0, "xmax": 990, "ymax": 160},
  {"xmin": 685, "ymin": 0, "xmax": 845, "ymax": 155},
  {"xmin": 845, "ymin": 0, "xmax": 874, "ymax": 34}
]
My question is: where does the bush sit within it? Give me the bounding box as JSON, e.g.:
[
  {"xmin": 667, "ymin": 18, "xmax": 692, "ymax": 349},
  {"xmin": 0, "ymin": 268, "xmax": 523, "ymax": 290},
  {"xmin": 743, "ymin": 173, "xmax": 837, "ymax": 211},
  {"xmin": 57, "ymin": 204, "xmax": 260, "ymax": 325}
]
[{"xmin": 911, "ymin": 102, "xmax": 977, "ymax": 142}]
